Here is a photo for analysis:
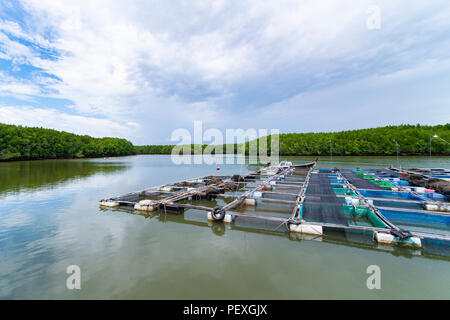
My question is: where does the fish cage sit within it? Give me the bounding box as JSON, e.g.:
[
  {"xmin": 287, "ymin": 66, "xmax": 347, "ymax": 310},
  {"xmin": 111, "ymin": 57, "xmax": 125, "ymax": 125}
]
[{"xmin": 99, "ymin": 161, "xmax": 450, "ymax": 259}]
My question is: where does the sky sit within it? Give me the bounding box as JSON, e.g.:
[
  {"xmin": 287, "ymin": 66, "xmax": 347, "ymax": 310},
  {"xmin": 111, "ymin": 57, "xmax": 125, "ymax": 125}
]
[{"xmin": 0, "ymin": 0, "xmax": 449, "ymax": 145}]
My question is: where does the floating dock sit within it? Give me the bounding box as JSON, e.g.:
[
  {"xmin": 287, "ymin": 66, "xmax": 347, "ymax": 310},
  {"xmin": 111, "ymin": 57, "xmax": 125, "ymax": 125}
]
[{"xmin": 100, "ymin": 161, "xmax": 450, "ymax": 258}]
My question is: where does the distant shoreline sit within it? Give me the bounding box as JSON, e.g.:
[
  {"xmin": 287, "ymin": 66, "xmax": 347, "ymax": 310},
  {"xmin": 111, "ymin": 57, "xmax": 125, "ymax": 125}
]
[
  {"xmin": 1, "ymin": 153, "xmax": 449, "ymax": 163},
  {"xmin": 1, "ymin": 122, "xmax": 449, "ymax": 162}
]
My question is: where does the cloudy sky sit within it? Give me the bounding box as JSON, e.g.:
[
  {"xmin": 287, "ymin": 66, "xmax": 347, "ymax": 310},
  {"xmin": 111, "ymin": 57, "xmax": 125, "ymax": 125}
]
[{"xmin": 0, "ymin": 0, "xmax": 449, "ymax": 144}]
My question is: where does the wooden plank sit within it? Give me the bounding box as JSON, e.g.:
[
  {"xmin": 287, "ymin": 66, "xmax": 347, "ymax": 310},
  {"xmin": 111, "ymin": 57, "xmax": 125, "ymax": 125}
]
[
  {"xmin": 290, "ymin": 165, "xmax": 315, "ymax": 219},
  {"xmin": 221, "ymin": 167, "xmax": 291, "ymax": 211}
]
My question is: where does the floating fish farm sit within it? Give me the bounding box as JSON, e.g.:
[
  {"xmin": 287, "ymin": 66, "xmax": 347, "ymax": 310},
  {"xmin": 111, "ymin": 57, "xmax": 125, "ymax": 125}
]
[{"xmin": 99, "ymin": 161, "xmax": 450, "ymax": 258}]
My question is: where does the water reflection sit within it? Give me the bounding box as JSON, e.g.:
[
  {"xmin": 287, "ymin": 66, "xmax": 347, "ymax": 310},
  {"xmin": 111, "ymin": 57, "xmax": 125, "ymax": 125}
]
[
  {"xmin": 0, "ymin": 159, "xmax": 129, "ymax": 196},
  {"xmin": 1, "ymin": 155, "xmax": 449, "ymax": 299},
  {"xmin": 109, "ymin": 205, "xmax": 450, "ymax": 261}
]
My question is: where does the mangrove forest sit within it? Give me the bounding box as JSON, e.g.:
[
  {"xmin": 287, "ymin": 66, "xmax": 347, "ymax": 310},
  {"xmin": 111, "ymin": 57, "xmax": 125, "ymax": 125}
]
[
  {"xmin": 0, "ymin": 123, "xmax": 134, "ymax": 161},
  {"xmin": 1, "ymin": 123, "xmax": 449, "ymax": 161}
]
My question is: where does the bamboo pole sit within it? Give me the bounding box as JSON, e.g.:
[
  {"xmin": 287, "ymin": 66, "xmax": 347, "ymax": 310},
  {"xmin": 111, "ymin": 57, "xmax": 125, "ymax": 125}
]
[{"xmin": 290, "ymin": 165, "xmax": 316, "ymax": 220}]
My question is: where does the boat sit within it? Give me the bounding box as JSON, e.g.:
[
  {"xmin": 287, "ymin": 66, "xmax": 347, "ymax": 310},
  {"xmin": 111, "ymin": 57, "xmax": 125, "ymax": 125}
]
[
  {"xmin": 292, "ymin": 157, "xmax": 318, "ymax": 168},
  {"xmin": 259, "ymin": 158, "xmax": 318, "ymax": 176}
]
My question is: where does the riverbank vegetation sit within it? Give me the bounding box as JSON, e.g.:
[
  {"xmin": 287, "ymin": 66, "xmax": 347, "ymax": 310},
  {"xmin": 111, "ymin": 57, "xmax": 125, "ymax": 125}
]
[
  {"xmin": 0, "ymin": 123, "xmax": 134, "ymax": 161},
  {"xmin": 1, "ymin": 123, "xmax": 448, "ymax": 161},
  {"xmin": 136, "ymin": 124, "xmax": 450, "ymax": 156},
  {"xmin": 275, "ymin": 124, "xmax": 450, "ymax": 156}
]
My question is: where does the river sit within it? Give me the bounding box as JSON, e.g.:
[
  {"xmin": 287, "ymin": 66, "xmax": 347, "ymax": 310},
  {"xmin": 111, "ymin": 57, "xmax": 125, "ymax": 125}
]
[{"xmin": 0, "ymin": 155, "xmax": 449, "ymax": 299}]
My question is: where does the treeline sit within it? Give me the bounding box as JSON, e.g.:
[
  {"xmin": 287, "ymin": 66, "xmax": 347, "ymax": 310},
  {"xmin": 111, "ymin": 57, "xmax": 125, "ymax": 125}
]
[
  {"xmin": 276, "ymin": 124, "xmax": 450, "ymax": 156},
  {"xmin": 135, "ymin": 124, "xmax": 450, "ymax": 156},
  {"xmin": 1, "ymin": 123, "xmax": 448, "ymax": 161},
  {"xmin": 0, "ymin": 123, "xmax": 134, "ymax": 161},
  {"xmin": 133, "ymin": 144, "xmax": 240, "ymax": 155},
  {"xmin": 134, "ymin": 145, "xmax": 173, "ymax": 154}
]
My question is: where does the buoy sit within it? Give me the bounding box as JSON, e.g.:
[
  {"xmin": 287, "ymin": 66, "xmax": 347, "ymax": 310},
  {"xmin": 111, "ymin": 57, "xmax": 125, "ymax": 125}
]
[
  {"xmin": 224, "ymin": 214, "xmax": 234, "ymax": 223},
  {"xmin": 134, "ymin": 203, "xmax": 155, "ymax": 211},
  {"xmin": 217, "ymin": 167, "xmax": 220, "ymax": 172},
  {"xmin": 244, "ymin": 198, "xmax": 256, "ymax": 206},
  {"xmin": 344, "ymin": 197, "xmax": 352, "ymax": 206},
  {"xmin": 424, "ymin": 203, "xmax": 439, "ymax": 211},
  {"xmin": 99, "ymin": 201, "xmax": 120, "ymax": 208},
  {"xmin": 139, "ymin": 200, "xmax": 154, "ymax": 206},
  {"xmin": 289, "ymin": 224, "xmax": 323, "ymax": 236},
  {"xmin": 374, "ymin": 231, "xmax": 422, "ymax": 248},
  {"xmin": 208, "ymin": 210, "xmax": 233, "ymax": 223}
]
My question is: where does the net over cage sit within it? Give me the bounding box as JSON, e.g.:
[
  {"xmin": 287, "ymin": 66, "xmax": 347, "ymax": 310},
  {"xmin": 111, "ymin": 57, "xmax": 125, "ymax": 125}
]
[
  {"xmin": 340, "ymin": 169, "xmax": 384, "ymax": 190},
  {"xmin": 302, "ymin": 172, "xmax": 348, "ymax": 225}
]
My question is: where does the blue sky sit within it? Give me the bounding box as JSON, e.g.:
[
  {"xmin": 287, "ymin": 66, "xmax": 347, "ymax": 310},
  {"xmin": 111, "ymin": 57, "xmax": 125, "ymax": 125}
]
[{"xmin": 0, "ymin": 0, "xmax": 450, "ymax": 144}]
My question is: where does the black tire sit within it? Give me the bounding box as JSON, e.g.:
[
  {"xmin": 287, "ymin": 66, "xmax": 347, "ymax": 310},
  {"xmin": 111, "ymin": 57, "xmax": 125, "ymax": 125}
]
[{"xmin": 211, "ymin": 206, "xmax": 226, "ymax": 221}]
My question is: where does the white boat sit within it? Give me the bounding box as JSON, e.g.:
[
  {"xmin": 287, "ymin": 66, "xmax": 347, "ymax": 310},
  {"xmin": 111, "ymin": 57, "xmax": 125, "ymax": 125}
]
[
  {"xmin": 259, "ymin": 161, "xmax": 293, "ymax": 176},
  {"xmin": 259, "ymin": 159, "xmax": 318, "ymax": 176}
]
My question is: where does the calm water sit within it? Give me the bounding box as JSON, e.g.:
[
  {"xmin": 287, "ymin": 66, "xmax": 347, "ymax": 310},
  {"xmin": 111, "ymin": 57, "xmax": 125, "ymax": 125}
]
[{"xmin": 0, "ymin": 155, "xmax": 449, "ymax": 299}]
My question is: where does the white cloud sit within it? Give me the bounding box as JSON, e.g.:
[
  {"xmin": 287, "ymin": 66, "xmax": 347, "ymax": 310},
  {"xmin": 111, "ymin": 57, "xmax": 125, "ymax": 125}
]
[
  {"xmin": 0, "ymin": 71, "xmax": 43, "ymax": 100},
  {"xmin": 0, "ymin": 19, "xmax": 51, "ymax": 48},
  {"xmin": 0, "ymin": 0, "xmax": 449, "ymax": 143},
  {"xmin": 0, "ymin": 31, "xmax": 34, "ymax": 61},
  {"xmin": 255, "ymin": 58, "xmax": 450, "ymax": 132}
]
